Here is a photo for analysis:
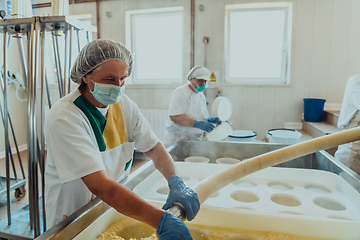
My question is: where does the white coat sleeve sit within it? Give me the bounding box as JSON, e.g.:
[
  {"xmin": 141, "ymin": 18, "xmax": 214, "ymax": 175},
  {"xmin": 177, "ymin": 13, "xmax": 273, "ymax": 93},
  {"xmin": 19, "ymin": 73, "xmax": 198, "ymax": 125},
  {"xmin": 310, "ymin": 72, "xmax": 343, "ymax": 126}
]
[{"xmin": 168, "ymin": 88, "xmax": 188, "ymax": 116}]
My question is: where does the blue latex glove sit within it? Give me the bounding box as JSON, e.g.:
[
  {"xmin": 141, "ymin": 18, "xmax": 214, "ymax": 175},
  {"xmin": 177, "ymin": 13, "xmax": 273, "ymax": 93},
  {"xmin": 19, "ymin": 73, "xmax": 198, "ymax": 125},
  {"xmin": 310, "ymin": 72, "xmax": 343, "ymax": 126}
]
[
  {"xmin": 162, "ymin": 176, "xmax": 200, "ymax": 221},
  {"xmin": 157, "ymin": 212, "xmax": 193, "ymax": 240},
  {"xmin": 194, "ymin": 120, "xmax": 215, "ymax": 133},
  {"xmin": 207, "ymin": 117, "xmax": 222, "ymax": 125}
]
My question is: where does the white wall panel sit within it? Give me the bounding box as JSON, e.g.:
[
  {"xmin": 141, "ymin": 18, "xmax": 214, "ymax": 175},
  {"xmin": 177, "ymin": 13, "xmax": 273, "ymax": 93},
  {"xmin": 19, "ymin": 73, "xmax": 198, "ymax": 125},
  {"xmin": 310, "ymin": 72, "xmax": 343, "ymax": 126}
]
[
  {"xmin": 345, "ymin": 0, "xmax": 360, "ymax": 82},
  {"xmin": 326, "ymin": 0, "xmax": 351, "ymax": 103},
  {"xmin": 309, "ymin": 0, "xmax": 332, "ymax": 100},
  {"xmin": 5, "ymin": 0, "xmax": 360, "ymax": 153}
]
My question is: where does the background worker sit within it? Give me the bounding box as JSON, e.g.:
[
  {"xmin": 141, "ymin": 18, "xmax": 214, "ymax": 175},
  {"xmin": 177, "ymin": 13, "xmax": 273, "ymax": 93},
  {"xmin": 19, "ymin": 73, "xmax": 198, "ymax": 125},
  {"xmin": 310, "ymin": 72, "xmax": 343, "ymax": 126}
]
[
  {"xmin": 163, "ymin": 65, "xmax": 221, "ymax": 147},
  {"xmin": 334, "ymin": 74, "xmax": 360, "ymax": 174}
]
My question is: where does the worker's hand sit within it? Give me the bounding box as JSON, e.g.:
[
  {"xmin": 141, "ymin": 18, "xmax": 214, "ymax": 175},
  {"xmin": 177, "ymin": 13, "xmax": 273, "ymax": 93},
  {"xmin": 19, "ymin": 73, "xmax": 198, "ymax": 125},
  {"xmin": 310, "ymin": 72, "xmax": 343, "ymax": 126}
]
[
  {"xmin": 194, "ymin": 120, "xmax": 215, "ymax": 133},
  {"xmin": 162, "ymin": 176, "xmax": 200, "ymax": 221},
  {"xmin": 157, "ymin": 212, "xmax": 193, "ymax": 240},
  {"xmin": 207, "ymin": 117, "xmax": 222, "ymax": 125}
]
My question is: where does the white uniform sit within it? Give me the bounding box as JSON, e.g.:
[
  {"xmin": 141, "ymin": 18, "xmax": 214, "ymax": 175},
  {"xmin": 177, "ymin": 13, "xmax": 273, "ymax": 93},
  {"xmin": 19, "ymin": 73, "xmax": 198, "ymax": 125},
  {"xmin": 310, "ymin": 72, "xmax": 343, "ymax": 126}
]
[
  {"xmin": 44, "ymin": 89, "xmax": 159, "ymax": 228},
  {"xmin": 334, "ymin": 74, "xmax": 360, "ymax": 174},
  {"xmin": 163, "ymin": 83, "xmax": 209, "ymax": 147}
]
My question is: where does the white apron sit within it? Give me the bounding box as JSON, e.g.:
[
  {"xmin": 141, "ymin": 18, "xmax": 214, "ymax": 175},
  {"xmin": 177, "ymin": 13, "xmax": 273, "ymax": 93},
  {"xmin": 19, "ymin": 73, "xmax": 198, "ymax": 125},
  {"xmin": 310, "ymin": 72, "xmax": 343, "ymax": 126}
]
[
  {"xmin": 334, "ymin": 111, "xmax": 360, "ymax": 174},
  {"xmin": 50, "ymin": 100, "xmax": 136, "ymax": 225}
]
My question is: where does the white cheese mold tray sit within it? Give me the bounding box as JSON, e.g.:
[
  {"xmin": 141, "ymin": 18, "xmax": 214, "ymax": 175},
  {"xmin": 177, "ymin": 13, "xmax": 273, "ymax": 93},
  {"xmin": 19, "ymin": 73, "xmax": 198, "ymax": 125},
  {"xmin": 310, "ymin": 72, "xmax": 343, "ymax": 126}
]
[{"xmin": 73, "ymin": 162, "xmax": 360, "ymax": 239}]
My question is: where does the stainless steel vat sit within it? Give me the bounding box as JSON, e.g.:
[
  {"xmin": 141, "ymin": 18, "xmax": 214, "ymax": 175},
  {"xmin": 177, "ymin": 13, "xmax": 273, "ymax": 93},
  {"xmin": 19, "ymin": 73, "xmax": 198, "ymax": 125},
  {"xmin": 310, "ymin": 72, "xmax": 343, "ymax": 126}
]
[{"xmin": 35, "ymin": 140, "xmax": 360, "ymax": 240}]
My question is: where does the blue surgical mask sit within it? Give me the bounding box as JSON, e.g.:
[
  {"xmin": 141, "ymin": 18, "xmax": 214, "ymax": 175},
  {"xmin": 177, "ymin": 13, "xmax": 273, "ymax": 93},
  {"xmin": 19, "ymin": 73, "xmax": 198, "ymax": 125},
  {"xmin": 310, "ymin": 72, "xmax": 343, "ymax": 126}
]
[
  {"xmin": 195, "ymin": 82, "xmax": 208, "ymax": 92},
  {"xmin": 90, "ymin": 78, "xmax": 125, "ymax": 105}
]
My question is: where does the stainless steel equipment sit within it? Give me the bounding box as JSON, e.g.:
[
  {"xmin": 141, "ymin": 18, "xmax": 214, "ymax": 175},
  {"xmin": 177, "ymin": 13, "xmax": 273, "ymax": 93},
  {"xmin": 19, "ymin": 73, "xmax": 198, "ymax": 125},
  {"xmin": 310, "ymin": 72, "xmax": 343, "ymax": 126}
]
[
  {"xmin": 35, "ymin": 140, "xmax": 360, "ymax": 240},
  {"xmin": 0, "ymin": 16, "xmax": 96, "ymax": 239}
]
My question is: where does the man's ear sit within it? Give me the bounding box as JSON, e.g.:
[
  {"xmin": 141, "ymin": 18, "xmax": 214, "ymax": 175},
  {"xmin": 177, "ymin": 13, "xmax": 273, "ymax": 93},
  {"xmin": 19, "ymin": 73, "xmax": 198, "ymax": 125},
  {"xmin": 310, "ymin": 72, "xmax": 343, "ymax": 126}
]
[{"xmin": 82, "ymin": 75, "xmax": 89, "ymax": 84}]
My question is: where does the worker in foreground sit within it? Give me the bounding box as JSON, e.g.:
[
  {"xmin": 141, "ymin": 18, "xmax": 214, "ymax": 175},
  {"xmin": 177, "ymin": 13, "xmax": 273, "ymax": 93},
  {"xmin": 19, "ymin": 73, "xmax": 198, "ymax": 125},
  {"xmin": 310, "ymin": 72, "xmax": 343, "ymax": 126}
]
[
  {"xmin": 44, "ymin": 39, "xmax": 199, "ymax": 240},
  {"xmin": 163, "ymin": 65, "xmax": 221, "ymax": 147},
  {"xmin": 335, "ymin": 74, "xmax": 360, "ymax": 175}
]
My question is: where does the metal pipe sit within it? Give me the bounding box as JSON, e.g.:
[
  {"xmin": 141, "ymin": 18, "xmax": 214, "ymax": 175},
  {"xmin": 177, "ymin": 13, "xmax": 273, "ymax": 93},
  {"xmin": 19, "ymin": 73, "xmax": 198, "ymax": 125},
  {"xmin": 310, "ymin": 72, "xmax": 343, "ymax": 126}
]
[
  {"xmin": 32, "ymin": 20, "xmax": 41, "ymax": 237},
  {"xmin": 39, "ymin": 25, "xmax": 47, "ymax": 232},
  {"xmin": 68, "ymin": 27, "xmax": 73, "ymax": 94},
  {"xmin": 96, "ymin": 0, "xmax": 100, "ymax": 39},
  {"xmin": 45, "ymin": 70, "xmax": 52, "ymax": 108},
  {"xmin": 52, "ymin": 33, "xmax": 63, "ymax": 98},
  {"xmin": 54, "ymin": 33, "xmax": 64, "ymax": 95},
  {"xmin": 63, "ymin": 30, "xmax": 68, "ymax": 96},
  {"xmin": 27, "ymin": 23, "xmax": 34, "ymax": 230},
  {"xmin": 3, "ymin": 28, "xmax": 11, "ymax": 226},
  {"xmin": 190, "ymin": 0, "xmax": 195, "ymax": 69},
  {"xmin": 16, "ymin": 36, "xmax": 28, "ymax": 91},
  {"xmin": 76, "ymin": 29, "xmax": 81, "ymax": 53}
]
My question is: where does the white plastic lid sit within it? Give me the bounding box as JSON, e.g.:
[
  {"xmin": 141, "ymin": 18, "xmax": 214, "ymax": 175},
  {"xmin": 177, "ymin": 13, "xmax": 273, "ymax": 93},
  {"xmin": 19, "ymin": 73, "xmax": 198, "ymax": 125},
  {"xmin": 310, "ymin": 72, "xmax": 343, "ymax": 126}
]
[
  {"xmin": 211, "ymin": 97, "xmax": 233, "ymax": 121},
  {"xmin": 268, "ymin": 129, "xmax": 302, "ymax": 139},
  {"xmin": 229, "ymin": 130, "xmax": 257, "ymax": 138}
]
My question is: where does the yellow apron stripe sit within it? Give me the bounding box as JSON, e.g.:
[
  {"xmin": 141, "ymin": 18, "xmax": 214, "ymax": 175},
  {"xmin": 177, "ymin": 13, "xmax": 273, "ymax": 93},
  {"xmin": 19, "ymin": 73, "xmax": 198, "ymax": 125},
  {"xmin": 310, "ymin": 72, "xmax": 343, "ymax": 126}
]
[{"xmin": 103, "ymin": 102, "xmax": 128, "ymax": 151}]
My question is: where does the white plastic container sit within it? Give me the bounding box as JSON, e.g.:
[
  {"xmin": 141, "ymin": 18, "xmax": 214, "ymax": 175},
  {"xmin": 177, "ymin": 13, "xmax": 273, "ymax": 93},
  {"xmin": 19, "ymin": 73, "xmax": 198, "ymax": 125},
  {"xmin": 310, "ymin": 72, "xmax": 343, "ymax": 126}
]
[
  {"xmin": 206, "ymin": 122, "xmax": 233, "ymax": 142},
  {"xmin": 226, "ymin": 130, "xmax": 257, "ymax": 142},
  {"xmin": 216, "ymin": 157, "xmax": 241, "ymax": 164},
  {"xmin": 211, "ymin": 96, "xmax": 233, "ymax": 121},
  {"xmin": 184, "ymin": 156, "xmax": 209, "ymax": 163},
  {"xmin": 268, "ymin": 128, "xmax": 302, "ymax": 145}
]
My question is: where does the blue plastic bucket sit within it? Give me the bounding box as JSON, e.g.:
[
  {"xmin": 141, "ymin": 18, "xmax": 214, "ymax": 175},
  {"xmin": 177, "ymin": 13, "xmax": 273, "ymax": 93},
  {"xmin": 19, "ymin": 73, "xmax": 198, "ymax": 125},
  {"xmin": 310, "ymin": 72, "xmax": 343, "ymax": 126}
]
[{"xmin": 303, "ymin": 98, "xmax": 326, "ymax": 122}]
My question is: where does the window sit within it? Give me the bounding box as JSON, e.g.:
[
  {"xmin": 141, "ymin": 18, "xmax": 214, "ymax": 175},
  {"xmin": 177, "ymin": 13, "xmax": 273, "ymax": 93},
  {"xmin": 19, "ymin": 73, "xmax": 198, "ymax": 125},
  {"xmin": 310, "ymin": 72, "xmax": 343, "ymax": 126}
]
[
  {"xmin": 126, "ymin": 7, "xmax": 183, "ymax": 84},
  {"xmin": 225, "ymin": 2, "xmax": 292, "ymax": 85}
]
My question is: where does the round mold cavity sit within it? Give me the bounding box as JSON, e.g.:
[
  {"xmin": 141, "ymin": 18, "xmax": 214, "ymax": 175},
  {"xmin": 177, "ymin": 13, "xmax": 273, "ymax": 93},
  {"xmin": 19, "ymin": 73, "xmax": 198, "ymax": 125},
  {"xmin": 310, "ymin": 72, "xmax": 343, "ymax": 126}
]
[
  {"xmin": 156, "ymin": 187, "xmax": 169, "ymax": 195},
  {"xmin": 216, "ymin": 157, "xmax": 241, "ymax": 164},
  {"xmin": 268, "ymin": 181, "xmax": 294, "ymax": 191},
  {"xmin": 271, "ymin": 194, "xmax": 301, "ymax": 207},
  {"xmin": 327, "ymin": 215, "xmax": 354, "ymax": 221},
  {"xmin": 304, "ymin": 184, "xmax": 332, "ymax": 194},
  {"xmin": 233, "ymin": 180, "xmax": 257, "ymax": 188},
  {"xmin": 118, "ymin": 221, "xmax": 154, "ymax": 239},
  {"xmin": 188, "ymin": 227, "xmax": 209, "ymax": 240},
  {"xmin": 278, "ymin": 211, "xmax": 303, "ymax": 215},
  {"xmin": 209, "ymin": 192, "xmax": 220, "ymax": 198},
  {"xmin": 232, "ymin": 206, "xmax": 256, "ymax": 211},
  {"xmin": 184, "ymin": 156, "xmax": 210, "ymax": 163},
  {"xmin": 231, "ymin": 191, "xmax": 259, "ymax": 203},
  {"xmin": 313, "ymin": 197, "xmax": 346, "ymax": 211}
]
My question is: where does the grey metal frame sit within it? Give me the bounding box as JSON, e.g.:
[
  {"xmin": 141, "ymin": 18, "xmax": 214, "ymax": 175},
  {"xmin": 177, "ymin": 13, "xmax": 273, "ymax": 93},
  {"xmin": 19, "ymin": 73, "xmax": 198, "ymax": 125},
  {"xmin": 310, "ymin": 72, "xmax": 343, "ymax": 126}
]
[{"xmin": 0, "ymin": 15, "xmax": 91, "ymax": 239}]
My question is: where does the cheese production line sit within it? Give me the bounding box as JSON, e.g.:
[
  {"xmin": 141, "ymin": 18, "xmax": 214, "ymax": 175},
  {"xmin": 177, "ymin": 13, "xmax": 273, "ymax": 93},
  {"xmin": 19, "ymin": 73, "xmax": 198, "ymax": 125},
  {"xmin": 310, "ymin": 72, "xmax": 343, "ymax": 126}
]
[{"xmin": 0, "ymin": 15, "xmax": 95, "ymax": 239}]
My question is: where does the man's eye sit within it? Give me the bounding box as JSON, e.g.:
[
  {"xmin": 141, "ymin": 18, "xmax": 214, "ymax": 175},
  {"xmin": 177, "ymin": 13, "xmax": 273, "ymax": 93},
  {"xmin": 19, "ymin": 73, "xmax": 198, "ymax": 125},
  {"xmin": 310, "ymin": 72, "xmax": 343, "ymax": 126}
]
[{"xmin": 104, "ymin": 78, "xmax": 115, "ymax": 81}]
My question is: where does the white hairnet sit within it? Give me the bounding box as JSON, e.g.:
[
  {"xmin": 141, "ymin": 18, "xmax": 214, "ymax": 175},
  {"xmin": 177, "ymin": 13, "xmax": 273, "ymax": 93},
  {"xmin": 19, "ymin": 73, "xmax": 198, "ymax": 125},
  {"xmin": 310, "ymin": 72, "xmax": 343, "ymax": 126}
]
[
  {"xmin": 186, "ymin": 65, "xmax": 211, "ymax": 81},
  {"xmin": 70, "ymin": 39, "xmax": 133, "ymax": 84}
]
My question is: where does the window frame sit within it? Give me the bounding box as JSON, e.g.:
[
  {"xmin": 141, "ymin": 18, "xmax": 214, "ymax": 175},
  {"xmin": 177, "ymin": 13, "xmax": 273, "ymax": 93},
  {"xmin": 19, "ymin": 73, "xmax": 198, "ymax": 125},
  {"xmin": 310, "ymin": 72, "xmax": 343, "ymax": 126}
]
[
  {"xmin": 125, "ymin": 7, "xmax": 184, "ymax": 85},
  {"xmin": 224, "ymin": 2, "xmax": 293, "ymax": 85}
]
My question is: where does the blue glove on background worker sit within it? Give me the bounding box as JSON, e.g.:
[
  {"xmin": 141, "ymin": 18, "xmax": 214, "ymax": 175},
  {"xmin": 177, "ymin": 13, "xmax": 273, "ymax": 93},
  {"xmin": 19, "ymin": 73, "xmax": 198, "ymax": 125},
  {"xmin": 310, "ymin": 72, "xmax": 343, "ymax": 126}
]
[
  {"xmin": 194, "ymin": 120, "xmax": 215, "ymax": 132},
  {"xmin": 162, "ymin": 176, "xmax": 200, "ymax": 221},
  {"xmin": 157, "ymin": 212, "xmax": 193, "ymax": 240},
  {"xmin": 207, "ymin": 117, "xmax": 222, "ymax": 125}
]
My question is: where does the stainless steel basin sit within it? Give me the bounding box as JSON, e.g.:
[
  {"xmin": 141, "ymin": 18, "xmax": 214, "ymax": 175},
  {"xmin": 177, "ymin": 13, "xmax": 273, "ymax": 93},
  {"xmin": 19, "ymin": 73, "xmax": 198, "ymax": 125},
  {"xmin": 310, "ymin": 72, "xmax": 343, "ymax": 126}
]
[{"xmin": 35, "ymin": 140, "xmax": 360, "ymax": 240}]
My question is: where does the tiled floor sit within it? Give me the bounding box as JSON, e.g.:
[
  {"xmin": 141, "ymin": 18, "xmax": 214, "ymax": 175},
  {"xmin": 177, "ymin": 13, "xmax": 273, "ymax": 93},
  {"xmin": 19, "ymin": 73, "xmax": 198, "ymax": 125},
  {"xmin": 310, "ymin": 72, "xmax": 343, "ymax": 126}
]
[{"xmin": 0, "ymin": 150, "xmax": 149, "ymax": 222}]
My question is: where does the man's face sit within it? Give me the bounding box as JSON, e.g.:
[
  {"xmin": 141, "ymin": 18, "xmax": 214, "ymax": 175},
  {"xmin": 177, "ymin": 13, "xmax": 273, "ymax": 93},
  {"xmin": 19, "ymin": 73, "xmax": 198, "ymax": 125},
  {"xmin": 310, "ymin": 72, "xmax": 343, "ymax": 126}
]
[{"xmin": 83, "ymin": 60, "xmax": 129, "ymax": 91}]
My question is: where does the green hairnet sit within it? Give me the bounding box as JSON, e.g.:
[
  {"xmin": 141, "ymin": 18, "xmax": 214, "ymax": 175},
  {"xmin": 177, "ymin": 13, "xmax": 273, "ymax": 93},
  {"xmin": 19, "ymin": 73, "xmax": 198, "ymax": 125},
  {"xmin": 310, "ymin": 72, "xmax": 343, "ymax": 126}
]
[{"xmin": 70, "ymin": 39, "xmax": 133, "ymax": 84}]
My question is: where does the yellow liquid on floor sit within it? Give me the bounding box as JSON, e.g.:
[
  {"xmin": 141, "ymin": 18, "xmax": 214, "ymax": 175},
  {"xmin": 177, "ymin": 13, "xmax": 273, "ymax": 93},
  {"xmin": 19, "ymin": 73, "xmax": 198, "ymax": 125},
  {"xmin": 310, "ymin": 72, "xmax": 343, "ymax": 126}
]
[{"xmin": 95, "ymin": 217, "xmax": 332, "ymax": 240}]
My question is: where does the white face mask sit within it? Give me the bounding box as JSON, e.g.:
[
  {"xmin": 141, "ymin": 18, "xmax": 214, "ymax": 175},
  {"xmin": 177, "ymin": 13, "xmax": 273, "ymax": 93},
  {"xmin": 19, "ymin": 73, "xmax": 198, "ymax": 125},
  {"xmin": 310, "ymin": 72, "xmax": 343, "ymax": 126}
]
[{"xmin": 90, "ymin": 78, "xmax": 125, "ymax": 105}]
